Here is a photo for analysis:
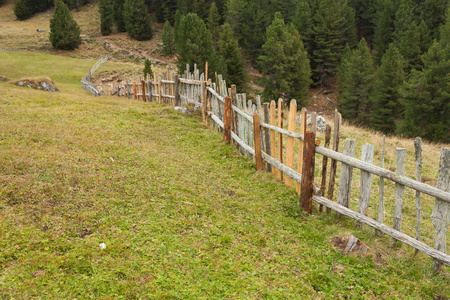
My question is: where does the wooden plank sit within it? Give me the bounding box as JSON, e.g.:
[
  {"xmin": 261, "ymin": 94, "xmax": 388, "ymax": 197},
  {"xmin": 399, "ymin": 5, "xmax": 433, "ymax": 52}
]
[
  {"xmin": 315, "ymin": 147, "xmax": 450, "ymax": 204},
  {"xmin": 393, "ymin": 147, "xmax": 406, "ymax": 245},
  {"xmin": 376, "ymin": 135, "xmax": 386, "ymax": 237},
  {"xmin": 337, "ymin": 138, "xmax": 356, "ymax": 208},
  {"xmin": 253, "ymin": 114, "xmax": 263, "ymax": 171},
  {"xmin": 319, "ymin": 125, "xmax": 331, "ymax": 212},
  {"xmin": 231, "ymin": 85, "xmax": 237, "ymax": 136},
  {"xmin": 201, "ymin": 82, "xmax": 207, "ymax": 125},
  {"xmin": 223, "ymin": 96, "xmax": 232, "ymax": 143},
  {"xmin": 312, "ymin": 195, "xmax": 450, "ymax": 266},
  {"xmin": 311, "ymin": 112, "xmax": 317, "ymax": 134},
  {"xmin": 141, "ymin": 80, "xmax": 147, "ymax": 102},
  {"xmin": 357, "ymin": 143, "xmax": 374, "ymax": 228},
  {"xmin": 327, "ymin": 110, "xmax": 341, "ymax": 204},
  {"xmin": 432, "ymin": 147, "xmax": 450, "ymax": 271},
  {"xmin": 158, "ymin": 77, "xmax": 162, "ymax": 104},
  {"xmin": 414, "ymin": 137, "xmax": 422, "ymax": 255},
  {"xmin": 133, "ymin": 81, "xmax": 137, "ymax": 100},
  {"xmin": 263, "ymin": 103, "xmax": 271, "ymax": 173},
  {"xmin": 301, "ymin": 131, "xmax": 316, "ymax": 214},
  {"xmin": 286, "ymin": 99, "xmax": 297, "ymax": 187},
  {"xmin": 296, "ymin": 108, "xmax": 307, "ymax": 194},
  {"xmin": 270, "ymin": 100, "xmax": 277, "ymax": 176},
  {"xmin": 237, "ymin": 95, "xmax": 245, "ymax": 155},
  {"xmin": 277, "ymin": 99, "xmax": 284, "ymax": 181},
  {"xmin": 174, "ymin": 75, "xmax": 180, "ymax": 106}
]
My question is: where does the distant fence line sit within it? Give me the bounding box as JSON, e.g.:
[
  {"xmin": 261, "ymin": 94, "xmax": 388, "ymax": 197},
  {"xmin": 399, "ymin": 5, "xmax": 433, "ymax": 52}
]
[
  {"xmin": 81, "ymin": 56, "xmax": 108, "ymax": 96},
  {"xmin": 106, "ymin": 63, "xmax": 449, "ymax": 271}
]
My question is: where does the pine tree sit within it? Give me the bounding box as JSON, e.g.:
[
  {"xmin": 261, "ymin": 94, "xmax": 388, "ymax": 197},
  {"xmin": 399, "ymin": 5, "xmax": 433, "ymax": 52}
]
[
  {"xmin": 399, "ymin": 40, "xmax": 450, "ymax": 142},
  {"xmin": 218, "ymin": 23, "xmax": 247, "ymax": 91},
  {"xmin": 440, "ymin": 8, "xmax": 450, "ymax": 48},
  {"xmin": 13, "ymin": 0, "xmax": 34, "ymax": 21},
  {"xmin": 49, "ymin": 0, "xmax": 81, "ymax": 50},
  {"xmin": 371, "ymin": 45, "xmax": 405, "ymax": 133},
  {"xmin": 175, "ymin": 13, "xmax": 217, "ymax": 77},
  {"xmin": 338, "ymin": 38, "xmax": 375, "ymax": 124},
  {"xmin": 113, "ymin": 0, "xmax": 126, "ymax": 32},
  {"xmin": 311, "ymin": 0, "xmax": 357, "ymax": 86},
  {"xmin": 99, "ymin": 0, "xmax": 114, "ymax": 36},
  {"xmin": 162, "ymin": 21, "xmax": 175, "ymax": 55},
  {"xmin": 348, "ymin": 0, "xmax": 377, "ymax": 42},
  {"xmin": 207, "ymin": 2, "xmax": 221, "ymax": 46},
  {"xmin": 259, "ymin": 12, "xmax": 311, "ymax": 105},
  {"xmin": 373, "ymin": 0, "xmax": 396, "ymax": 61},
  {"xmin": 143, "ymin": 59, "xmax": 153, "ymax": 79},
  {"xmin": 123, "ymin": 0, "xmax": 152, "ymax": 41},
  {"xmin": 292, "ymin": 0, "xmax": 313, "ymax": 55}
]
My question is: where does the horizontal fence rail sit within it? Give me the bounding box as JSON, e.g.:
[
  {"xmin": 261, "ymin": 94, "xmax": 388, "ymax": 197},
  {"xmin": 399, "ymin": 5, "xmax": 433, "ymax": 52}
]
[{"xmin": 108, "ymin": 62, "xmax": 450, "ymax": 270}]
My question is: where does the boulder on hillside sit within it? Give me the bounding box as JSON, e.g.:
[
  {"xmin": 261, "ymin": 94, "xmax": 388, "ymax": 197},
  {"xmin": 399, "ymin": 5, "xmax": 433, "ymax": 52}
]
[{"xmin": 10, "ymin": 77, "xmax": 59, "ymax": 92}]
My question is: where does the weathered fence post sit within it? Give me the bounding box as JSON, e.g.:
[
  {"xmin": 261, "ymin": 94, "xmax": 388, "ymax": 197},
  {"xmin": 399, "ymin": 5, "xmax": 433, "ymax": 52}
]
[
  {"xmin": 277, "ymin": 98, "xmax": 284, "ymax": 181},
  {"xmin": 253, "ymin": 114, "xmax": 263, "ymax": 171},
  {"xmin": 415, "ymin": 137, "xmax": 422, "ymax": 255},
  {"xmin": 432, "ymin": 148, "xmax": 450, "ymax": 272},
  {"xmin": 393, "ymin": 147, "xmax": 406, "ymax": 246},
  {"xmin": 158, "ymin": 76, "xmax": 162, "ymax": 104},
  {"xmin": 301, "ymin": 131, "xmax": 316, "ymax": 214},
  {"xmin": 270, "ymin": 100, "xmax": 277, "ymax": 177},
  {"xmin": 223, "ymin": 96, "xmax": 232, "ymax": 143},
  {"xmin": 141, "ymin": 80, "xmax": 147, "ymax": 102},
  {"xmin": 327, "ymin": 110, "xmax": 341, "ymax": 211},
  {"xmin": 201, "ymin": 82, "xmax": 207, "ymax": 125},
  {"xmin": 174, "ymin": 75, "xmax": 180, "ymax": 106},
  {"xmin": 296, "ymin": 108, "xmax": 307, "ymax": 195},
  {"xmin": 132, "ymin": 81, "xmax": 137, "ymax": 100},
  {"xmin": 337, "ymin": 138, "xmax": 356, "ymax": 208},
  {"xmin": 286, "ymin": 99, "xmax": 297, "ymax": 187},
  {"xmin": 319, "ymin": 125, "xmax": 332, "ymax": 212},
  {"xmin": 357, "ymin": 143, "xmax": 374, "ymax": 228},
  {"xmin": 263, "ymin": 103, "xmax": 271, "ymax": 173},
  {"xmin": 376, "ymin": 135, "xmax": 386, "ymax": 237}
]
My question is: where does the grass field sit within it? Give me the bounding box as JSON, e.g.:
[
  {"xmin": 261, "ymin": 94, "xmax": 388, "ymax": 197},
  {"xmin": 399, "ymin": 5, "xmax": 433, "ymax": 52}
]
[{"xmin": 1, "ymin": 50, "xmax": 450, "ymax": 298}]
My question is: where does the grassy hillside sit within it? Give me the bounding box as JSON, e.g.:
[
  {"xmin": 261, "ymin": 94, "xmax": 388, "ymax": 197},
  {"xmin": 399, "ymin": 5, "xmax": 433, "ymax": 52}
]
[{"xmin": 1, "ymin": 50, "xmax": 449, "ymax": 298}]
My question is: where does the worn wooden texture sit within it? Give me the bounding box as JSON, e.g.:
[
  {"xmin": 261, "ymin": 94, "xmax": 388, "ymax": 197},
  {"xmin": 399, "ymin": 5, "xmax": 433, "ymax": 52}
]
[
  {"xmin": 357, "ymin": 144, "xmax": 374, "ymax": 228},
  {"xmin": 315, "ymin": 146, "xmax": 450, "ymax": 203},
  {"xmin": 313, "ymin": 195, "xmax": 450, "ymax": 266},
  {"xmin": 158, "ymin": 77, "xmax": 162, "ymax": 104},
  {"xmin": 327, "ymin": 110, "xmax": 341, "ymax": 206},
  {"xmin": 296, "ymin": 108, "xmax": 307, "ymax": 194},
  {"xmin": 248, "ymin": 100, "xmax": 254, "ymax": 158},
  {"xmin": 253, "ymin": 114, "xmax": 263, "ymax": 171},
  {"xmin": 393, "ymin": 148, "xmax": 406, "ymax": 245},
  {"xmin": 376, "ymin": 135, "xmax": 386, "ymax": 237},
  {"xmin": 310, "ymin": 112, "xmax": 317, "ymax": 134},
  {"xmin": 174, "ymin": 75, "xmax": 180, "ymax": 106},
  {"xmin": 223, "ymin": 96, "xmax": 232, "ymax": 143},
  {"xmin": 337, "ymin": 139, "xmax": 356, "ymax": 208},
  {"xmin": 263, "ymin": 103, "xmax": 272, "ymax": 173},
  {"xmin": 132, "ymin": 81, "xmax": 137, "ymax": 100},
  {"xmin": 141, "ymin": 80, "xmax": 147, "ymax": 102},
  {"xmin": 277, "ymin": 99, "xmax": 284, "ymax": 181},
  {"xmin": 286, "ymin": 100, "xmax": 297, "ymax": 187},
  {"xmin": 432, "ymin": 148, "xmax": 450, "ymax": 271},
  {"xmin": 237, "ymin": 95, "xmax": 245, "ymax": 155},
  {"xmin": 270, "ymin": 101, "xmax": 277, "ymax": 177},
  {"xmin": 319, "ymin": 125, "xmax": 331, "ymax": 212},
  {"xmin": 201, "ymin": 82, "xmax": 207, "ymax": 125},
  {"xmin": 231, "ymin": 85, "xmax": 237, "ymax": 134},
  {"xmin": 301, "ymin": 131, "xmax": 316, "ymax": 214},
  {"xmin": 414, "ymin": 137, "xmax": 422, "ymax": 254}
]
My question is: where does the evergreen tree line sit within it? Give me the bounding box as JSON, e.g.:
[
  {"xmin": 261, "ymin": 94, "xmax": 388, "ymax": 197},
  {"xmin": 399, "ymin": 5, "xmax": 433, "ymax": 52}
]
[
  {"xmin": 14, "ymin": 0, "xmax": 90, "ymax": 20},
  {"xmin": 98, "ymin": 0, "xmax": 448, "ymax": 142}
]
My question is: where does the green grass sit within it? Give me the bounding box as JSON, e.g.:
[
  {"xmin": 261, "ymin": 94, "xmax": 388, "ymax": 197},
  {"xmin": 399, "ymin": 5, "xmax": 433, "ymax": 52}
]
[{"xmin": 0, "ymin": 51, "xmax": 449, "ymax": 299}]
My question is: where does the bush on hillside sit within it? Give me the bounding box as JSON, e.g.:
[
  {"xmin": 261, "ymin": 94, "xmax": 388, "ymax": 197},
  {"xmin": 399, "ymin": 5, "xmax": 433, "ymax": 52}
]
[
  {"xmin": 49, "ymin": 0, "xmax": 82, "ymax": 50},
  {"xmin": 123, "ymin": 0, "xmax": 153, "ymax": 41}
]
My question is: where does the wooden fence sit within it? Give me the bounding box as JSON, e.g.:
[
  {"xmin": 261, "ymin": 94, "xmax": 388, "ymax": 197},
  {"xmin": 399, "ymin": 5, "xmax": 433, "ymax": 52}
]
[
  {"xmin": 109, "ymin": 63, "xmax": 450, "ymax": 271},
  {"xmin": 81, "ymin": 56, "xmax": 108, "ymax": 96}
]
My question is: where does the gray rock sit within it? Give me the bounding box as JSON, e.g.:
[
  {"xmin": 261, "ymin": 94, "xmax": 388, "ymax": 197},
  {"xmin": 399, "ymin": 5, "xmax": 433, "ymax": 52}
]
[
  {"xmin": 296, "ymin": 113, "xmax": 327, "ymax": 132},
  {"xmin": 174, "ymin": 106, "xmax": 189, "ymax": 114},
  {"xmin": 18, "ymin": 81, "xmax": 24, "ymax": 86}
]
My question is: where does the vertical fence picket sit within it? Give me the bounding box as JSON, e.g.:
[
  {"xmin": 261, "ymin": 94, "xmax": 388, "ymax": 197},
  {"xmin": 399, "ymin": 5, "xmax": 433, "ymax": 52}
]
[
  {"xmin": 393, "ymin": 148, "xmax": 406, "ymax": 245},
  {"xmin": 327, "ymin": 110, "xmax": 341, "ymax": 211},
  {"xmin": 357, "ymin": 143, "xmax": 374, "ymax": 228},
  {"xmin": 337, "ymin": 138, "xmax": 356, "ymax": 209},
  {"xmin": 270, "ymin": 100, "xmax": 277, "ymax": 177},
  {"xmin": 414, "ymin": 137, "xmax": 423, "ymax": 254},
  {"xmin": 286, "ymin": 100, "xmax": 297, "ymax": 187},
  {"xmin": 301, "ymin": 131, "xmax": 316, "ymax": 214},
  {"xmin": 319, "ymin": 125, "xmax": 332, "ymax": 212},
  {"xmin": 263, "ymin": 103, "xmax": 271, "ymax": 173},
  {"xmin": 432, "ymin": 148, "xmax": 450, "ymax": 271},
  {"xmin": 296, "ymin": 108, "xmax": 307, "ymax": 195},
  {"xmin": 253, "ymin": 114, "xmax": 263, "ymax": 171},
  {"xmin": 376, "ymin": 135, "xmax": 386, "ymax": 237},
  {"xmin": 277, "ymin": 99, "xmax": 284, "ymax": 181},
  {"xmin": 223, "ymin": 96, "xmax": 232, "ymax": 143}
]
